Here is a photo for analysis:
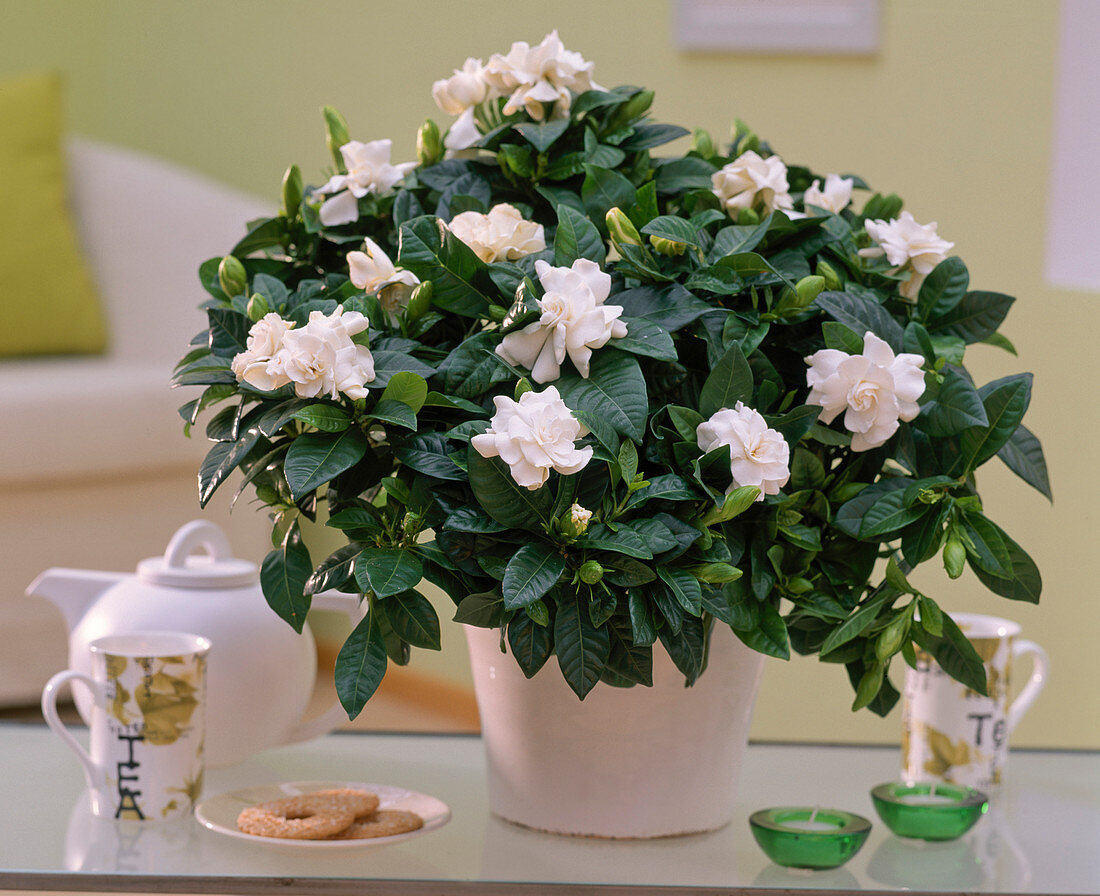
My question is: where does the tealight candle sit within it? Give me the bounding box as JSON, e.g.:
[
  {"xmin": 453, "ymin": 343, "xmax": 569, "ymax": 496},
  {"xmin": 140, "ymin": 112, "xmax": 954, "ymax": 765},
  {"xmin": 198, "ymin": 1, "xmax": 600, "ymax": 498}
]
[
  {"xmin": 749, "ymin": 807, "xmax": 872, "ymax": 870},
  {"xmin": 871, "ymin": 781, "xmax": 989, "ymax": 841}
]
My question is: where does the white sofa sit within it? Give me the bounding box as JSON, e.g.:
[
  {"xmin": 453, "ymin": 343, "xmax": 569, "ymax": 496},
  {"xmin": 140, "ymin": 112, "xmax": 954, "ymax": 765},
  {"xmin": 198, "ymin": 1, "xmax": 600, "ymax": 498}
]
[{"xmin": 0, "ymin": 138, "xmax": 275, "ymax": 704}]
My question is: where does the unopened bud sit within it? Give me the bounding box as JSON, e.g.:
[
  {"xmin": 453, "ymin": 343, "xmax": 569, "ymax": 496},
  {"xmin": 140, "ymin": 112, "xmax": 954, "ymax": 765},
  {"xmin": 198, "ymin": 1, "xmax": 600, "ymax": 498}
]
[
  {"xmin": 514, "ymin": 378, "xmax": 533, "ymax": 401},
  {"xmin": 732, "ymin": 118, "xmax": 760, "ymax": 154},
  {"xmin": 218, "ymin": 255, "xmax": 247, "ymax": 299},
  {"xmin": 649, "ymin": 235, "xmax": 687, "ymax": 256},
  {"xmin": 691, "ymin": 128, "xmax": 715, "ymax": 159},
  {"xmin": 578, "ymin": 560, "xmax": 604, "ymax": 585},
  {"xmin": 605, "ymin": 208, "xmax": 642, "ymax": 247},
  {"xmin": 406, "ymin": 280, "xmax": 432, "ymax": 320},
  {"xmin": 795, "ymin": 275, "xmax": 825, "ymax": 307},
  {"xmin": 282, "ymin": 164, "xmax": 303, "ymax": 217},
  {"xmin": 322, "ymin": 105, "xmax": 351, "ymax": 172},
  {"xmin": 559, "ymin": 503, "xmax": 592, "ymax": 538},
  {"xmin": 607, "ymin": 88, "xmax": 654, "ymax": 130},
  {"xmin": 943, "ymin": 539, "xmax": 966, "ymax": 579},
  {"xmin": 246, "ymin": 292, "xmax": 270, "ymax": 321},
  {"xmin": 417, "ymin": 119, "xmax": 443, "ymax": 167},
  {"xmin": 815, "ymin": 259, "xmax": 842, "ymax": 291},
  {"xmin": 486, "ymin": 304, "xmax": 509, "ymax": 322}
]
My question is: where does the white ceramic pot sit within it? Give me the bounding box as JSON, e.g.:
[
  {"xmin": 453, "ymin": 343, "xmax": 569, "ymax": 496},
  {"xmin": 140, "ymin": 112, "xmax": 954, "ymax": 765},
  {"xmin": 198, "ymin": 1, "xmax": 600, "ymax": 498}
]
[{"xmin": 465, "ymin": 623, "xmax": 765, "ymax": 838}]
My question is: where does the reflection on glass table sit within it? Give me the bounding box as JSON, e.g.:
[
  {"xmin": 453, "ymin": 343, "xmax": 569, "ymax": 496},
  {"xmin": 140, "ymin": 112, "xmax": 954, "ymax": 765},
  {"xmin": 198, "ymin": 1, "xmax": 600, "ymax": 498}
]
[{"xmin": 2, "ymin": 722, "xmax": 1097, "ymax": 894}]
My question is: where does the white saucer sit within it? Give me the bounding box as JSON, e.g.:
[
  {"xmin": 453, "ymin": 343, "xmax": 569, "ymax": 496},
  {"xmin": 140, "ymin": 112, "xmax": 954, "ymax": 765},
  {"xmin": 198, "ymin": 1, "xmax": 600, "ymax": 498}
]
[{"xmin": 194, "ymin": 780, "xmax": 450, "ymax": 848}]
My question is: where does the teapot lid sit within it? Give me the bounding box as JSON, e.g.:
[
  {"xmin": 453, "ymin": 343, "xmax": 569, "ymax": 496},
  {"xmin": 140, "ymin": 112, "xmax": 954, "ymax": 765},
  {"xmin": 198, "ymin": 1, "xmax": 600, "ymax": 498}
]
[{"xmin": 136, "ymin": 520, "xmax": 259, "ymax": 589}]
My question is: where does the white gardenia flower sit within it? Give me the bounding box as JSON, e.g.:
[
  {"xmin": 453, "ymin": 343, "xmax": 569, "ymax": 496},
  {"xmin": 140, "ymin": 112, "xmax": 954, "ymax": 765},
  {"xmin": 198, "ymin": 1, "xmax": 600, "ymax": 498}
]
[
  {"xmin": 804, "ymin": 331, "xmax": 926, "ymax": 451},
  {"xmin": 569, "ymin": 503, "xmax": 592, "ymax": 530},
  {"xmin": 859, "ymin": 211, "xmax": 954, "ymax": 300},
  {"xmin": 803, "ymin": 174, "xmax": 854, "ymax": 214},
  {"xmin": 448, "ymin": 204, "xmax": 546, "ymax": 263},
  {"xmin": 496, "ymin": 258, "xmax": 627, "ymax": 383},
  {"xmin": 315, "ymin": 139, "xmax": 415, "ymax": 227},
  {"xmin": 482, "ymin": 30, "xmax": 602, "ymax": 122},
  {"xmin": 347, "ymin": 238, "xmax": 420, "ymax": 326},
  {"xmin": 711, "ymin": 151, "xmax": 794, "ymax": 216},
  {"xmin": 697, "ymin": 402, "xmax": 790, "ymax": 500},
  {"xmin": 271, "ymin": 305, "xmax": 376, "ymax": 400},
  {"xmin": 232, "ymin": 313, "xmax": 295, "ymax": 392},
  {"xmin": 471, "ymin": 386, "xmax": 593, "ymax": 489},
  {"xmin": 443, "ymin": 106, "xmax": 484, "ymax": 151},
  {"xmin": 432, "ymin": 57, "xmax": 489, "ymax": 116}
]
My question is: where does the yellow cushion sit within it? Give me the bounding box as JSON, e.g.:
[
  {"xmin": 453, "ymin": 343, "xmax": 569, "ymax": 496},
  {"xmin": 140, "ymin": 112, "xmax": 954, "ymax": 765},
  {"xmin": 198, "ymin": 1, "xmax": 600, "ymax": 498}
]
[{"xmin": 0, "ymin": 72, "xmax": 107, "ymax": 357}]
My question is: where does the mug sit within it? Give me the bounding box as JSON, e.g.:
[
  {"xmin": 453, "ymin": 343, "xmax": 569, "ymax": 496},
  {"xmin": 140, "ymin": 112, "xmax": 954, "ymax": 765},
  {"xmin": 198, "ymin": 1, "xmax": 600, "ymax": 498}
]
[
  {"xmin": 42, "ymin": 631, "xmax": 210, "ymax": 821},
  {"xmin": 902, "ymin": 613, "xmax": 1048, "ymax": 788}
]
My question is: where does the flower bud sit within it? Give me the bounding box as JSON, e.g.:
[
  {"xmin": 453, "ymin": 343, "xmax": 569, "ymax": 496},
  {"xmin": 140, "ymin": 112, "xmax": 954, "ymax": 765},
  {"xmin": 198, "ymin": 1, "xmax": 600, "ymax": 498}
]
[
  {"xmin": 735, "ymin": 208, "xmax": 760, "ymax": 226},
  {"xmin": 606, "ymin": 89, "xmax": 654, "ymax": 131},
  {"xmin": 321, "ymin": 105, "xmax": 351, "ymax": 172},
  {"xmin": 246, "ymin": 292, "xmax": 270, "ymax": 321},
  {"xmin": 406, "ymin": 280, "xmax": 432, "ymax": 321},
  {"xmin": 559, "ymin": 503, "xmax": 592, "ymax": 538},
  {"xmin": 691, "ymin": 128, "xmax": 715, "ymax": 159},
  {"xmin": 732, "ymin": 118, "xmax": 760, "ymax": 154},
  {"xmin": 486, "ymin": 304, "xmax": 509, "ymax": 322},
  {"xmin": 218, "ymin": 255, "xmax": 247, "ymax": 299},
  {"xmin": 795, "ymin": 275, "xmax": 825, "ymax": 307},
  {"xmin": 514, "ymin": 377, "xmax": 533, "ymax": 400},
  {"xmin": 815, "ymin": 259, "xmax": 843, "ymax": 291},
  {"xmin": 281, "ymin": 164, "xmax": 303, "ymax": 218},
  {"xmin": 943, "ymin": 539, "xmax": 966, "ymax": 579},
  {"xmin": 605, "ymin": 208, "xmax": 642, "ymax": 247},
  {"xmin": 649, "ymin": 235, "xmax": 686, "ymax": 257},
  {"xmin": 578, "ymin": 560, "xmax": 604, "ymax": 585},
  {"xmin": 417, "ymin": 119, "xmax": 444, "ymax": 167}
]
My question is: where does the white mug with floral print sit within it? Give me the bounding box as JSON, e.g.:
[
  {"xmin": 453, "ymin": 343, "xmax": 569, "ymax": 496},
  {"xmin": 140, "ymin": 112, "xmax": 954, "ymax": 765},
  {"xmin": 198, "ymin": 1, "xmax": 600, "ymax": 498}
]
[
  {"xmin": 902, "ymin": 613, "xmax": 1047, "ymax": 788},
  {"xmin": 42, "ymin": 631, "xmax": 210, "ymax": 820}
]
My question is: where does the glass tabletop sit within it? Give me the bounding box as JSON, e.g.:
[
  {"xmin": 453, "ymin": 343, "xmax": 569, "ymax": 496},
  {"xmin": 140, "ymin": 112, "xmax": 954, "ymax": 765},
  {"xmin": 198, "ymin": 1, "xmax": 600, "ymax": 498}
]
[{"xmin": 2, "ymin": 722, "xmax": 1097, "ymax": 894}]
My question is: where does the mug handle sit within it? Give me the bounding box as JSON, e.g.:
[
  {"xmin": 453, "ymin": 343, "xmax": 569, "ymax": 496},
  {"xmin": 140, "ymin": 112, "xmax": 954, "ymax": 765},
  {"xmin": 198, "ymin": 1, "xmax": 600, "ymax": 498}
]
[
  {"xmin": 1006, "ymin": 639, "xmax": 1049, "ymax": 733},
  {"xmin": 41, "ymin": 670, "xmax": 100, "ymax": 791}
]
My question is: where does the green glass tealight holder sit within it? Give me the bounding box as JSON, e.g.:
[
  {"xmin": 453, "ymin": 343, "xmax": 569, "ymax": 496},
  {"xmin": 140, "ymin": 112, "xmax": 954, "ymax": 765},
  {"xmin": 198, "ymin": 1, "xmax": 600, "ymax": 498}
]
[
  {"xmin": 871, "ymin": 782, "xmax": 989, "ymax": 841},
  {"xmin": 749, "ymin": 807, "xmax": 872, "ymax": 870}
]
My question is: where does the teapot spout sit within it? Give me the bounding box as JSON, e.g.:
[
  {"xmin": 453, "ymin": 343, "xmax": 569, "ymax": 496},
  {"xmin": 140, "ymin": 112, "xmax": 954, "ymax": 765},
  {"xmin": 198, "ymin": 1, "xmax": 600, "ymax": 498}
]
[{"xmin": 25, "ymin": 568, "xmax": 125, "ymax": 633}]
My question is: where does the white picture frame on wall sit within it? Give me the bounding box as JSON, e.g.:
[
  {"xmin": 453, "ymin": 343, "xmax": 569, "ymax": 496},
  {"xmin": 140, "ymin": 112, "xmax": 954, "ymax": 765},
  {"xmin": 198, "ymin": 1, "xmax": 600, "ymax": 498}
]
[{"xmin": 675, "ymin": 0, "xmax": 880, "ymax": 54}]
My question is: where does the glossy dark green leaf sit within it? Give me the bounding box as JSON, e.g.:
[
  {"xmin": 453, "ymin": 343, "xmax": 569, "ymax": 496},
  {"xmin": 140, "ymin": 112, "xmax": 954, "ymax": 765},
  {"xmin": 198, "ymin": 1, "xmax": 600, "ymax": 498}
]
[
  {"xmin": 917, "ymin": 256, "xmax": 969, "ymax": 320},
  {"xmin": 918, "ymin": 368, "xmax": 988, "ymax": 436},
  {"xmin": 334, "ymin": 610, "xmax": 388, "ymax": 719},
  {"xmin": 384, "ymin": 590, "xmax": 441, "ymax": 650},
  {"xmin": 369, "ymin": 351, "xmax": 436, "ymax": 388},
  {"xmin": 914, "ymin": 614, "xmax": 987, "ymax": 695},
  {"xmin": 397, "ymin": 216, "xmax": 491, "ymax": 317},
  {"xmin": 819, "ymin": 589, "xmax": 893, "ymax": 658},
  {"xmin": 556, "ymin": 349, "xmax": 647, "ymax": 442},
  {"xmin": 997, "ymin": 424, "xmax": 1052, "ymax": 500},
  {"xmin": 960, "ymin": 511, "xmax": 1013, "ymax": 579},
  {"xmin": 612, "ymin": 318, "xmax": 677, "ymax": 361},
  {"xmin": 284, "ymin": 429, "xmax": 368, "ymax": 501},
  {"xmin": 304, "ymin": 543, "xmax": 362, "ymax": 596},
  {"xmin": 814, "ymin": 290, "xmax": 905, "ymax": 352},
  {"xmin": 260, "ymin": 527, "xmax": 313, "ymax": 634},
  {"xmin": 658, "ymin": 566, "xmax": 703, "ymax": 616},
  {"xmin": 395, "ymin": 433, "xmax": 466, "ymax": 481},
  {"xmin": 452, "ymin": 590, "xmax": 506, "ymax": 627},
  {"xmin": 467, "ymin": 450, "xmax": 554, "ymax": 529},
  {"xmin": 969, "ymin": 525, "xmax": 1042, "ymax": 603},
  {"xmin": 959, "ymin": 374, "xmax": 1032, "ymax": 473},
  {"xmin": 554, "ymin": 593, "xmax": 610, "ymax": 699},
  {"xmin": 627, "ymin": 591, "xmax": 657, "ymax": 645},
  {"xmin": 928, "ymin": 290, "xmax": 1014, "ymax": 344},
  {"xmin": 354, "ymin": 548, "xmax": 424, "ymax": 598},
  {"xmin": 198, "ymin": 426, "xmax": 262, "ymax": 507},
  {"xmin": 603, "ymin": 616, "xmax": 653, "ymax": 686},
  {"xmin": 658, "ymin": 615, "xmax": 708, "ymax": 683},
  {"xmin": 640, "ymin": 215, "xmax": 702, "ymax": 249},
  {"xmin": 554, "ymin": 204, "xmax": 606, "ymax": 267},
  {"xmin": 291, "ymin": 405, "xmax": 352, "ymax": 432},
  {"xmin": 623, "ymin": 474, "xmax": 698, "ymax": 510},
  {"xmin": 580, "ymin": 523, "xmax": 653, "ymax": 559},
  {"xmin": 859, "ymin": 489, "xmax": 931, "ymax": 539},
  {"xmin": 514, "ymin": 118, "xmax": 570, "ymax": 152},
  {"xmin": 502, "ymin": 543, "xmax": 567, "ymax": 610},
  {"xmin": 733, "ymin": 600, "xmax": 790, "ymax": 659},
  {"xmin": 581, "ymin": 165, "xmax": 636, "ymax": 226},
  {"xmin": 699, "ymin": 340, "xmax": 753, "ymax": 418},
  {"xmin": 367, "ymin": 399, "xmax": 417, "ymax": 430},
  {"xmin": 614, "ymin": 283, "xmax": 714, "ymax": 332},
  {"xmin": 508, "ymin": 612, "xmax": 554, "ymax": 678}
]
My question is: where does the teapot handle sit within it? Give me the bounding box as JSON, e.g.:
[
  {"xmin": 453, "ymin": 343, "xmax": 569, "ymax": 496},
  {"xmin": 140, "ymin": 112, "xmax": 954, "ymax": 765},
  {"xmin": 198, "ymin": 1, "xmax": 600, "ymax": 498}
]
[
  {"xmin": 284, "ymin": 590, "xmax": 368, "ymax": 746},
  {"xmin": 163, "ymin": 521, "xmax": 233, "ymax": 568}
]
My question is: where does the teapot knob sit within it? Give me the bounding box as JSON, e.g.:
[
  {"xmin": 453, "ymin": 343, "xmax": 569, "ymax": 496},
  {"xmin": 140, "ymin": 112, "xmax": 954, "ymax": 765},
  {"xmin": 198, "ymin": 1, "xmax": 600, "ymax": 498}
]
[{"xmin": 163, "ymin": 520, "xmax": 233, "ymax": 568}]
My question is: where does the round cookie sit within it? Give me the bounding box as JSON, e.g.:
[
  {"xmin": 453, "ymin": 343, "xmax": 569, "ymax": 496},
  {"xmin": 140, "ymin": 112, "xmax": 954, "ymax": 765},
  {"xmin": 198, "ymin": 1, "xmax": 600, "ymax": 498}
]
[
  {"xmin": 237, "ymin": 788, "xmax": 380, "ymax": 840},
  {"xmin": 330, "ymin": 809, "xmax": 424, "ymax": 840}
]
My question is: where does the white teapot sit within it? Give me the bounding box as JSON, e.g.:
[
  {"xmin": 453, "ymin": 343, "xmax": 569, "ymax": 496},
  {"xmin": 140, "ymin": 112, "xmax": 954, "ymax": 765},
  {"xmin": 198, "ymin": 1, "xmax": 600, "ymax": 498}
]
[{"xmin": 27, "ymin": 520, "xmax": 361, "ymax": 767}]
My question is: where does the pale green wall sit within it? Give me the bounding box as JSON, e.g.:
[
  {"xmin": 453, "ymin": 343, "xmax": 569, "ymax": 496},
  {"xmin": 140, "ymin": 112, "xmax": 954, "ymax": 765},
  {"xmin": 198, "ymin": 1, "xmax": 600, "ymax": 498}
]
[{"xmin": 3, "ymin": 0, "xmax": 1096, "ymax": 748}]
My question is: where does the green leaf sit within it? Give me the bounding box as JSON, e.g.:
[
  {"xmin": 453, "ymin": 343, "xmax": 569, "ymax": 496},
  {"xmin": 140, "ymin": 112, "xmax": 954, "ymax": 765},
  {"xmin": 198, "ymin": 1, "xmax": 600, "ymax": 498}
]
[
  {"xmin": 858, "ymin": 490, "xmax": 928, "ymax": 539},
  {"xmin": 384, "ymin": 590, "xmax": 441, "ymax": 650},
  {"xmin": 443, "ymin": 506, "xmax": 508, "ymax": 533},
  {"xmin": 602, "ymin": 558, "xmax": 657, "ymax": 588},
  {"xmin": 557, "ymin": 349, "xmax": 648, "ymax": 442},
  {"xmin": 554, "ymin": 204, "xmax": 606, "ymax": 267},
  {"xmin": 928, "ymin": 290, "xmax": 1014, "ymax": 344},
  {"xmin": 398, "ymin": 216, "xmax": 491, "ymax": 317},
  {"xmin": 334, "ymin": 610, "xmax": 388, "ymax": 719},
  {"xmin": 197, "ymin": 426, "xmax": 261, "ymax": 507},
  {"xmin": 580, "ymin": 523, "xmax": 653, "ymax": 559},
  {"xmin": 555, "ymin": 592, "xmax": 611, "ymax": 699},
  {"xmin": 612, "ymin": 318, "xmax": 677, "ymax": 361},
  {"xmin": 834, "ymin": 479, "xmax": 907, "ymax": 538},
  {"xmin": 708, "ymin": 219, "xmax": 772, "ymax": 261},
  {"xmin": 997, "ymin": 424, "xmax": 1052, "ymax": 500},
  {"xmin": 628, "ymin": 591, "xmax": 657, "ymax": 645},
  {"xmin": 291, "ymin": 405, "xmax": 351, "ymax": 433},
  {"xmin": 514, "ymin": 118, "xmax": 570, "ymax": 153},
  {"xmin": 369, "ymin": 351, "xmax": 437, "ymax": 388},
  {"xmin": 917, "ymin": 256, "xmax": 969, "ymax": 320},
  {"xmin": 283, "ymin": 430, "xmax": 368, "ymax": 501},
  {"xmin": 395, "ymin": 433, "xmax": 467, "ymax": 481},
  {"xmin": 467, "ymin": 449, "xmax": 554, "ymax": 529},
  {"xmin": 699, "ymin": 341, "xmax": 753, "ymax": 417},
  {"xmin": 713, "ymin": 251, "xmax": 797, "ymax": 290},
  {"xmin": 452, "ymin": 590, "xmax": 505, "ymax": 627},
  {"xmin": 354, "ymin": 548, "xmax": 424, "ymax": 598},
  {"xmin": 915, "ymin": 614, "xmax": 988, "ymax": 695},
  {"xmin": 502, "ymin": 544, "xmax": 567, "ymax": 610},
  {"xmin": 508, "ymin": 612, "xmax": 554, "ymax": 678},
  {"xmin": 918, "ymin": 368, "xmax": 987, "ymax": 436},
  {"xmin": 380, "ymin": 371, "xmax": 428, "ymax": 412},
  {"xmin": 443, "ymin": 333, "xmax": 511, "ymax": 400},
  {"xmin": 968, "ymin": 527, "xmax": 1042, "ymax": 603},
  {"xmin": 959, "ymin": 374, "xmax": 1032, "ymax": 473},
  {"xmin": 623, "ymin": 474, "xmax": 698, "ymax": 510},
  {"xmin": 732, "ymin": 600, "xmax": 790, "ymax": 660},
  {"xmin": 658, "ymin": 616, "xmax": 709, "ymax": 683},
  {"xmin": 368, "ymin": 399, "xmax": 417, "ymax": 430},
  {"xmin": 581, "ymin": 165, "xmax": 636, "ymax": 226},
  {"xmin": 959, "ymin": 511, "xmax": 1013, "ymax": 579},
  {"xmin": 603, "ymin": 616, "xmax": 653, "ymax": 686},
  {"xmin": 822, "ymin": 321, "xmax": 864, "ymax": 354},
  {"xmin": 617, "ymin": 439, "xmax": 639, "ymax": 484},
  {"xmin": 815, "ymin": 290, "xmax": 905, "ymax": 353},
  {"xmin": 259, "ymin": 526, "xmax": 313, "ymax": 634},
  {"xmin": 918, "ymin": 596, "xmax": 944, "ymax": 637},
  {"xmin": 640, "ymin": 215, "xmax": 702, "ymax": 249},
  {"xmin": 658, "ymin": 567, "xmax": 703, "ymax": 616},
  {"xmin": 820, "ymin": 589, "xmax": 893, "ymax": 658},
  {"xmin": 304, "ymin": 543, "xmax": 362, "ymax": 595},
  {"xmin": 614, "ymin": 283, "xmax": 713, "ymax": 332}
]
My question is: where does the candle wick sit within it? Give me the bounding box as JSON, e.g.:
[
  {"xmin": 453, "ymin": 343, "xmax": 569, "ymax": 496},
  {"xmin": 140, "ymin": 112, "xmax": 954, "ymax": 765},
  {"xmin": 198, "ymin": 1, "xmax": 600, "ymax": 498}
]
[{"xmin": 808, "ymin": 805, "xmax": 819, "ymax": 824}]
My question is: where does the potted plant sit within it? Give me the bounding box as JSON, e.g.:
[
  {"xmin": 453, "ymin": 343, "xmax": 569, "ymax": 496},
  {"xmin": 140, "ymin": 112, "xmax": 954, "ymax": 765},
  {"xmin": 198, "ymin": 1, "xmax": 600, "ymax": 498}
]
[{"xmin": 175, "ymin": 31, "xmax": 1048, "ymax": 836}]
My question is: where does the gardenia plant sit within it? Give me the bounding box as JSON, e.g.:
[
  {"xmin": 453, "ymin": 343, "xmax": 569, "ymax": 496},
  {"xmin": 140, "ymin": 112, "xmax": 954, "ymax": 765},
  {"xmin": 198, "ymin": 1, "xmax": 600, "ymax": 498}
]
[{"xmin": 176, "ymin": 31, "xmax": 1049, "ymax": 717}]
